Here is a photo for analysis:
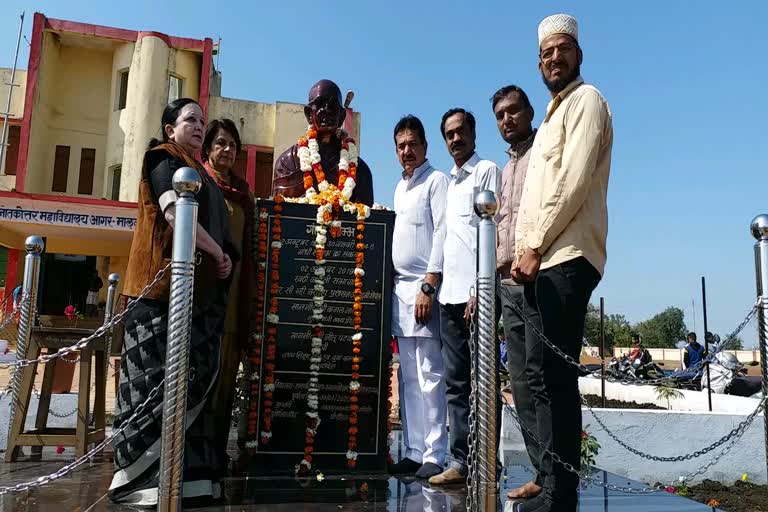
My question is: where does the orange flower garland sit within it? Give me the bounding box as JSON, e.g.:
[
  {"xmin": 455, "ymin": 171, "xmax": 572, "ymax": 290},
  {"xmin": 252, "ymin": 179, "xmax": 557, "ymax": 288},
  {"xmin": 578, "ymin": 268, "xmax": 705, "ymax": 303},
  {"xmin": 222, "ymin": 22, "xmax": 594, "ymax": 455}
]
[
  {"xmin": 260, "ymin": 195, "xmax": 283, "ymax": 445},
  {"xmin": 246, "ymin": 206, "xmax": 269, "ymax": 451},
  {"xmin": 245, "ymin": 196, "xmax": 283, "ymax": 452},
  {"xmin": 346, "ymin": 209, "xmax": 366, "ymax": 468},
  {"xmin": 286, "ymin": 126, "xmax": 371, "ymax": 473},
  {"xmin": 386, "ymin": 337, "xmax": 395, "ymax": 465}
]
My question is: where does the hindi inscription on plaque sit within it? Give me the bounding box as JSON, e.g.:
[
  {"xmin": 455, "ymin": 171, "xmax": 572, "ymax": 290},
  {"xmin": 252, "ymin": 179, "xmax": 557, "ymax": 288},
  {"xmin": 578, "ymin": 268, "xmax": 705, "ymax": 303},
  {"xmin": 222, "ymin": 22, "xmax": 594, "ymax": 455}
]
[{"xmin": 246, "ymin": 200, "xmax": 394, "ymax": 475}]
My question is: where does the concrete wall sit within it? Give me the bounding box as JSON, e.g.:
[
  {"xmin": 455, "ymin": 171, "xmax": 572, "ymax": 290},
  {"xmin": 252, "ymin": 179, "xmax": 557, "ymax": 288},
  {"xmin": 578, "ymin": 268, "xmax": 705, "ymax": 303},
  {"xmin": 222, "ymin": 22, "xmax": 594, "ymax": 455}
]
[
  {"xmin": 0, "ymin": 67, "xmax": 28, "ymax": 187},
  {"xmin": 207, "ymin": 96, "xmax": 276, "ymax": 148},
  {"xmin": 612, "ymin": 347, "xmax": 762, "ymax": 364},
  {"xmin": 25, "ymin": 36, "xmax": 112, "ymax": 196},
  {"xmin": 170, "ymin": 49, "xmax": 201, "ymax": 101},
  {"xmin": 119, "ymin": 35, "xmax": 171, "ymax": 202},
  {"xmin": 0, "ymin": 68, "xmax": 27, "ymax": 117},
  {"xmin": 579, "ymin": 375, "xmax": 760, "ymax": 414},
  {"xmin": 24, "ymin": 31, "xmax": 58, "ymax": 194},
  {"xmin": 104, "ymin": 42, "xmax": 135, "ymax": 197},
  {"xmin": 502, "ymin": 405, "xmax": 767, "ymax": 485},
  {"xmin": 273, "ymin": 102, "xmax": 310, "ymax": 163}
]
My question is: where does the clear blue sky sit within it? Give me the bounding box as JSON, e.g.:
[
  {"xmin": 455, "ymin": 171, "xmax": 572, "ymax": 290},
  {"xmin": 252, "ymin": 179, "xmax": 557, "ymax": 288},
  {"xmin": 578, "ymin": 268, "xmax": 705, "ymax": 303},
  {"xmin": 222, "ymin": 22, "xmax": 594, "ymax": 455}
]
[{"xmin": 2, "ymin": 0, "xmax": 767, "ymax": 345}]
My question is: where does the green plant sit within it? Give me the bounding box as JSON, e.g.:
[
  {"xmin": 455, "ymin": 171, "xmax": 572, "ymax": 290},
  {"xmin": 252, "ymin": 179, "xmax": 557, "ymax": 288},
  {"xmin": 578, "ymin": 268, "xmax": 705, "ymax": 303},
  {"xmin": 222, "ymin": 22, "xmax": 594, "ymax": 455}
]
[
  {"xmin": 580, "ymin": 425, "xmax": 601, "ymax": 468},
  {"xmin": 654, "ymin": 383, "xmax": 684, "ymax": 410},
  {"xmin": 675, "ymin": 477, "xmax": 689, "ymax": 496}
]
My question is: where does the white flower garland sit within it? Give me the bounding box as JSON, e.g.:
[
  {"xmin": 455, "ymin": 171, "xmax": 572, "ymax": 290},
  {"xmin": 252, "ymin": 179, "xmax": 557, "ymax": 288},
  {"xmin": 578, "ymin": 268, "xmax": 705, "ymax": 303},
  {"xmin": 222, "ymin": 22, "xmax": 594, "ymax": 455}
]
[
  {"xmin": 296, "ymin": 125, "xmax": 359, "ymax": 201},
  {"xmin": 286, "ymin": 126, "xmax": 371, "ymax": 473}
]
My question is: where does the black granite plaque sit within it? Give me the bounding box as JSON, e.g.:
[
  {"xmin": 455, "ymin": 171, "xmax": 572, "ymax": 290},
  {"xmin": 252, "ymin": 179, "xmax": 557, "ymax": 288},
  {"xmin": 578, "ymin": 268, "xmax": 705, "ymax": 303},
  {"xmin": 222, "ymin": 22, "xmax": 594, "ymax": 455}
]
[{"xmin": 246, "ymin": 200, "xmax": 394, "ymax": 475}]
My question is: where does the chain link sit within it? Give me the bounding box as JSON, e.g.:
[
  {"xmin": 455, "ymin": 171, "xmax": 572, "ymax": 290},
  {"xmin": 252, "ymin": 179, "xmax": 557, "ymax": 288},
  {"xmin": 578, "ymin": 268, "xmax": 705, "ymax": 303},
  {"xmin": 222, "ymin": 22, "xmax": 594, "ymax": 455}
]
[
  {"xmin": 507, "ymin": 297, "xmax": 758, "ymax": 387},
  {"xmin": 0, "ymin": 379, "xmax": 164, "ymax": 495},
  {"xmin": 0, "ymin": 263, "xmax": 170, "ymax": 370},
  {"xmin": 583, "ymin": 393, "xmax": 767, "ymax": 462},
  {"xmin": 466, "ymin": 286, "xmax": 477, "ymax": 511},
  {"xmin": 503, "ymin": 398, "xmax": 757, "ymax": 494},
  {"xmin": 29, "ymin": 386, "xmax": 81, "ymax": 419},
  {"xmin": 0, "ymin": 292, "xmax": 25, "ymax": 332}
]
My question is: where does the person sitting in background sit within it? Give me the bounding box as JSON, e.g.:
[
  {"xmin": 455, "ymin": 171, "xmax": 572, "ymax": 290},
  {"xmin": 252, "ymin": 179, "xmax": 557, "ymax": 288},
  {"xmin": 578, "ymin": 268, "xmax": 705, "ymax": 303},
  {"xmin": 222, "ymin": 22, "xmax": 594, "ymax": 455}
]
[
  {"xmin": 624, "ymin": 333, "xmax": 651, "ymax": 365},
  {"xmin": 683, "ymin": 332, "xmax": 705, "ymax": 369},
  {"xmin": 702, "ymin": 352, "xmax": 761, "ymax": 396}
]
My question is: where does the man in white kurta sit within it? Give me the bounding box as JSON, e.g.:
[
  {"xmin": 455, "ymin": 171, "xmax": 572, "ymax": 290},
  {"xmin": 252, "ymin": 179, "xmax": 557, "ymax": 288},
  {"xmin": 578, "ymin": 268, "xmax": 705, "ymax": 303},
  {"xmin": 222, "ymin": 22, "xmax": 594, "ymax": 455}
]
[{"xmin": 389, "ymin": 115, "xmax": 449, "ymax": 480}]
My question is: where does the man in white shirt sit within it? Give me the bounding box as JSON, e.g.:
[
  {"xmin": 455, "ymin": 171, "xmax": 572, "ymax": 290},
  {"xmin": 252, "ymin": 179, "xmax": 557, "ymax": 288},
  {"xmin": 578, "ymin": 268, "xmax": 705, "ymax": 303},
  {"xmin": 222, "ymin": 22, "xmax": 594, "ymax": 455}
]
[
  {"xmin": 429, "ymin": 108, "xmax": 502, "ymax": 486},
  {"xmin": 389, "ymin": 115, "xmax": 449, "ymax": 480},
  {"xmin": 512, "ymin": 14, "xmax": 612, "ymax": 512}
]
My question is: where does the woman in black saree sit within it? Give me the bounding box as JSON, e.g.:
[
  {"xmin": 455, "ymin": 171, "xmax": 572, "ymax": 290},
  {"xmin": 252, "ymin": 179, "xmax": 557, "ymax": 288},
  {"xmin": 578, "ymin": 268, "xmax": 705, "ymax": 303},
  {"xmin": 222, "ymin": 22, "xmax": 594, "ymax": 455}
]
[{"xmin": 109, "ymin": 98, "xmax": 237, "ymax": 507}]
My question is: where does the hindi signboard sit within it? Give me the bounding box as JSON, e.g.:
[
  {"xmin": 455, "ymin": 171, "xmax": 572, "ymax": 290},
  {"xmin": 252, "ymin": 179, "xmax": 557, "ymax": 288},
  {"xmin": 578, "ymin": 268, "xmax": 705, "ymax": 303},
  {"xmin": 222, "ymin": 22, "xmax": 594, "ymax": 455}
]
[{"xmin": 245, "ymin": 200, "xmax": 394, "ymax": 475}]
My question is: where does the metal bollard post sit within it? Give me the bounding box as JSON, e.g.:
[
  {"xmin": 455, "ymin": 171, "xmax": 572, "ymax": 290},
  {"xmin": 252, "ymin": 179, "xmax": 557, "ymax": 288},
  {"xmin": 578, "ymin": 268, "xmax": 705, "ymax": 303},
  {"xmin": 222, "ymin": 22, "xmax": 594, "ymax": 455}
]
[
  {"xmin": 6, "ymin": 236, "xmax": 44, "ymax": 446},
  {"xmin": 750, "ymin": 214, "xmax": 768, "ymax": 482},
  {"xmin": 157, "ymin": 168, "xmax": 201, "ymax": 512},
  {"xmin": 471, "ymin": 190, "xmax": 499, "ymax": 511},
  {"xmin": 701, "ymin": 276, "xmax": 713, "ymax": 412},
  {"xmin": 600, "ymin": 297, "xmax": 606, "ymax": 408},
  {"xmin": 103, "ymin": 273, "xmax": 120, "ymax": 379}
]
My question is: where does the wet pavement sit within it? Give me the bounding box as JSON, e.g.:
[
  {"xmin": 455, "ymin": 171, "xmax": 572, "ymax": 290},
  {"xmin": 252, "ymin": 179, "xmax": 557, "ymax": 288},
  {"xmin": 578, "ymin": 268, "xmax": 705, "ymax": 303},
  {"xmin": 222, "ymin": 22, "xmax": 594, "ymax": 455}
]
[{"xmin": 0, "ymin": 444, "xmax": 720, "ymax": 511}]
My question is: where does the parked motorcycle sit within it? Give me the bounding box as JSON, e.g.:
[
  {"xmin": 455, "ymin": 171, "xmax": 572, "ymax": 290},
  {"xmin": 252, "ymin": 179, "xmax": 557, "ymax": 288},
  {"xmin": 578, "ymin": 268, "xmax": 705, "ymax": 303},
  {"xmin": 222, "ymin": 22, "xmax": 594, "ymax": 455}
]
[{"xmin": 607, "ymin": 350, "xmax": 665, "ymax": 381}]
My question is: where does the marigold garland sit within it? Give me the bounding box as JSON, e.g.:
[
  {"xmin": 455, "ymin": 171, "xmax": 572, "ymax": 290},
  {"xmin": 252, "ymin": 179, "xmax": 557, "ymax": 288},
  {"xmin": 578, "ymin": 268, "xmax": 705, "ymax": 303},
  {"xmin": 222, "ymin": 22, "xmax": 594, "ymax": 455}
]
[
  {"xmin": 245, "ymin": 207, "xmax": 269, "ymax": 451},
  {"xmin": 284, "ymin": 126, "xmax": 373, "ymax": 474},
  {"xmin": 288, "ymin": 126, "xmax": 359, "ymax": 205},
  {"xmin": 346, "ymin": 209, "xmax": 366, "ymax": 468},
  {"xmin": 245, "ymin": 196, "xmax": 283, "ymax": 452},
  {"xmin": 386, "ymin": 337, "xmax": 395, "ymax": 465}
]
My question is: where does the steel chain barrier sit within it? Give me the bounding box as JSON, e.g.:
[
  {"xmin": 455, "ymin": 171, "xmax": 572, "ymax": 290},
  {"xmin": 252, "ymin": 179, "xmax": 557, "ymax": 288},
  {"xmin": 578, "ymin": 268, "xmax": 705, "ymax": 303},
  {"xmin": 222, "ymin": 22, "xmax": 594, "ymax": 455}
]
[
  {"xmin": 0, "ymin": 297, "xmax": 27, "ymax": 401},
  {"xmin": 0, "ymin": 379, "xmax": 164, "ymax": 495},
  {"xmin": 503, "ymin": 399, "xmax": 757, "ymax": 494},
  {"xmin": 466, "ymin": 286, "xmax": 477, "ymax": 511},
  {"xmin": 0, "ymin": 263, "xmax": 170, "ymax": 371},
  {"xmin": 583, "ymin": 393, "xmax": 767, "ymax": 462},
  {"xmin": 0, "ymin": 296, "xmax": 22, "ymax": 333},
  {"xmin": 507, "ymin": 297, "xmax": 758, "ymax": 387},
  {"xmin": 500, "ymin": 294, "xmax": 765, "ymax": 494},
  {"xmin": 30, "ymin": 385, "xmax": 81, "ymax": 419},
  {"xmin": 0, "ymin": 265, "xmax": 168, "ymax": 453}
]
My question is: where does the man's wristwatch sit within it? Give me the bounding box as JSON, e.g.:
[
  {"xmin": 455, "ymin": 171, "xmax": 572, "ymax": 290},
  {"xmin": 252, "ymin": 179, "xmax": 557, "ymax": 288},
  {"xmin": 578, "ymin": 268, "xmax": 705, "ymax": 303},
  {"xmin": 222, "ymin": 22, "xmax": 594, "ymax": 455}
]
[{"xmin": 420, "ymin": 282, "xmax": 436, "ymax": 296}]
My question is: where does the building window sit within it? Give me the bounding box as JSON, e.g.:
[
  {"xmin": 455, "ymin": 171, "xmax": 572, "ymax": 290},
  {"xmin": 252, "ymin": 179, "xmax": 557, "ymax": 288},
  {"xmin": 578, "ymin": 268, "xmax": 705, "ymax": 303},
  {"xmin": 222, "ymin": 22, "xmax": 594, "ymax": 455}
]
[
  {"xmin": 116, "ymin": 69, "xmax": 129, "ymax": 110},
  {"xmin": 51, "ymin": 145, "xmax": 70, "ymax": 192},
  {"xmin": 77, "ymin": 148, "xmax": 96, "ymax": 195},
  {"xmin": 110, "ymin": 166, "xmax": 121, "ymax": 201},
  {"xmin": 168, "ymin": 75, "xmax": 184, "ymax": 103},
  {"xmin": 3, "ymin": 125, "xmax": 20, "ymax": 175}
]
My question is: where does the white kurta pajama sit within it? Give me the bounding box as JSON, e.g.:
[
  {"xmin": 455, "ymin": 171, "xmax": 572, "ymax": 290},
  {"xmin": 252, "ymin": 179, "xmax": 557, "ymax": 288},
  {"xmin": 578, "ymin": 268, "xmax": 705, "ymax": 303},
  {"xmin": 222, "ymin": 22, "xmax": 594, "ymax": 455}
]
[{"xmin": 392, "ymin": 160, "xmax": 449, "ymax": 466}]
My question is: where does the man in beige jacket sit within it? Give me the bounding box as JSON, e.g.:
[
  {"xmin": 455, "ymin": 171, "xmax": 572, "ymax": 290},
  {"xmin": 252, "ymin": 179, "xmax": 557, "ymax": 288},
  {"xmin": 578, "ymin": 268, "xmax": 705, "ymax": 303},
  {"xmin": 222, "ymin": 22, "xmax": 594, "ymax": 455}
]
[{"xmin": 511, "ymin": 13, "xmax": 613, "ymax": 512}]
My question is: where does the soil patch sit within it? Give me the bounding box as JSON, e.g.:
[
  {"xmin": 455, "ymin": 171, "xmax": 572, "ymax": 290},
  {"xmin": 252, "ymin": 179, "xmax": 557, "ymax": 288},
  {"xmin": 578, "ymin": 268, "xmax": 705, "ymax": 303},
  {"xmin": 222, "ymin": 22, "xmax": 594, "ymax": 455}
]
[
  {"xmin": 582, "ymin": 394, "xmax": 664, "ymax": 410},
  {"xmin": 688, "ymin": 479, "xmax": 768, "ymax": 511}
]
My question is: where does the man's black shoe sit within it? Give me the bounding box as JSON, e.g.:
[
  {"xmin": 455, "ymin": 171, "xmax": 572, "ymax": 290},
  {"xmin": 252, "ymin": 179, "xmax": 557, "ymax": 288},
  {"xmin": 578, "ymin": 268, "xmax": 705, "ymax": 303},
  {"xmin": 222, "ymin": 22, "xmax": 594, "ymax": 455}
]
[
  {"xmin": 388, "ymin": 457, "xmax": 421, "ymax": 474},
  {"xmin": 415, "ymin": 462, "xmax": 443, "ymax": 479}
]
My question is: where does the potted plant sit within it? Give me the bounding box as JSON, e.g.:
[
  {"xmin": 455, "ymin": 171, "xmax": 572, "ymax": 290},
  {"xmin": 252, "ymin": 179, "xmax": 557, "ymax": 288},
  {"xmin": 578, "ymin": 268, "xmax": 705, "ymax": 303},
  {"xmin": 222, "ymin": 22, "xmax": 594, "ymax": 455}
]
[
  {"xmin": 581, "ymin": 425, "xmax": 601, "ymax": 469},
  {"xmin": 50, "ymin": 304, "xmax": 83, "ymax": 393},
  {"xmin": 64, "ymin": 304, "xmax": 84, "ymax": 328}
]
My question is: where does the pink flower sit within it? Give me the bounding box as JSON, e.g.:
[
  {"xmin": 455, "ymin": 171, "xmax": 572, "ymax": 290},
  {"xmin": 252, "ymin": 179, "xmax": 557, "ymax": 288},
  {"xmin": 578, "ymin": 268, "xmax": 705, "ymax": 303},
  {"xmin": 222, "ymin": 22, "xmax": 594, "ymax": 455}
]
[
  {"xmin": 665, "ymin": 487, "xmax": 676, "ymax": 494},
  {"xmin": 55, "ymin": 445, "xmax": 65, "ymax": 454},
  {"xmin": 64, "ymin": 305, "xmax": 76, "ymax": 321}
]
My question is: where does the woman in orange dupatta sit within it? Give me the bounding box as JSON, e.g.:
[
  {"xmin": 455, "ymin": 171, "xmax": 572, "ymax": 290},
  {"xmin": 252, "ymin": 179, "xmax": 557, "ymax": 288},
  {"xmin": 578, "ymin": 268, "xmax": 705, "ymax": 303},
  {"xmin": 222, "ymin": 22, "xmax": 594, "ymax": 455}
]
[{"xmin": 110, "ymin": 99, "xmax": 236, "ymax": 508}]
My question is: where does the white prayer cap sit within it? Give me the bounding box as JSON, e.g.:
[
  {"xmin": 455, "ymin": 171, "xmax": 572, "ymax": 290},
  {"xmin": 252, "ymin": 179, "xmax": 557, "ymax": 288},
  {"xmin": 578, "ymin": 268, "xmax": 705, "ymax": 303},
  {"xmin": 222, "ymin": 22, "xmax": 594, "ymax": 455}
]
[{"xmin": 538, "ymin": 14, "xmax": 578, "ymax": 46}]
